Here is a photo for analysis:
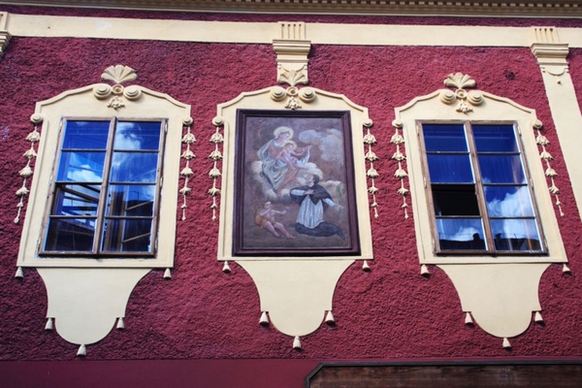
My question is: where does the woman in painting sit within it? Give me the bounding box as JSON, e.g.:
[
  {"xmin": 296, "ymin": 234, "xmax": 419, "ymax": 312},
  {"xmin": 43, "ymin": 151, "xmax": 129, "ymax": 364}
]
[
  {"xmin": 289, "ymin": 174, "xmax": 344, "ymax": 239},
  {"xmin": 257, "ymin": 126, "xmax": 310, "ymax": 192}
]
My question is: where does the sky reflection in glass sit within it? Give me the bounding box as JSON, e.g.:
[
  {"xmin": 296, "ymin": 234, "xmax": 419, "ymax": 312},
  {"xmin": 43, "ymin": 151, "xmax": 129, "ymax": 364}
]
[
  {"xmin": 63, "ymin": 121, "xmax": 110, "ymax": 149},
  {"xmin": 423, "ymin": 124, "xmax": 467, "ymax": 151},
  {"xmin": 109, "ymin": 152, "xmax": 158, "ymax": 183},
  {"xmin": 436, "ymin": 218, "xmax": 486, "ymax": 250},
  {"xmin": 114, "ymin": 121, "xmax": 161, "ymax": 150},
  {"xmin": 478, "ymin": 155, "xmax": 525, "ymax": 183},
  {"xmin": 57, "ymin": 152, "xmax": 105, "ymax": 182},
  {"xmin": 428, "ymin": 155, "xmax": 474, "ymax": 183},
  {"xmin": 485, "ymin": 186, "xmax": 534, "ymax": 217},
  {"xmin": 491, "ymin": 219, "xmax": 541, "ymax": 251},
  {"xmin": 473, "ymin": 124, "xmax": 518, "ymax": 152}
]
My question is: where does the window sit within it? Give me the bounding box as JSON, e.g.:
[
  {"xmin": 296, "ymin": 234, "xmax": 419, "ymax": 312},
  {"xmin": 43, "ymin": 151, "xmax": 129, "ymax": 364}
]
[
  {"xmin": 394, "ymin": 73, "xmax": 567, "ymax": 265},
  {"xmin": 42, "ymin": 119, "xmax": 165, "ymax": 256},
  {"xmin": 420, "ymin": 122, "xmax": 544, "ymax": 255},
  {"xmin": 15, "ymin": 66, "xmax": 190, "ymax": 269}
]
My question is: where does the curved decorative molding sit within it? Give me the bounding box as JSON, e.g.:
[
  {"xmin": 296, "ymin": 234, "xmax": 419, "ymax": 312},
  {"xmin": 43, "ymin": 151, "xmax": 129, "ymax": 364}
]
[
  {"xmin": 439, "ymin": 73, "xmax": 483, "ymax": 114},
  {"xmin": 239, "ymin": 260, "xmax": 354, "ymax": 339},
  {"xmin": 439, "ymin": 264, "xmax": 549, "ymax": 345},
  {"xmin": 38, "ymin": 268, "xmax": 150, "ymax": 355}
]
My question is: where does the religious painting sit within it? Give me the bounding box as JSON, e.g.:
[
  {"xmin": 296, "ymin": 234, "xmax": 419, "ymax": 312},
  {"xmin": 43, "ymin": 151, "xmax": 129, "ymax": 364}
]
[{"xmin": 233, "ymin": 110, "xmax": 360, "ymax": 256}]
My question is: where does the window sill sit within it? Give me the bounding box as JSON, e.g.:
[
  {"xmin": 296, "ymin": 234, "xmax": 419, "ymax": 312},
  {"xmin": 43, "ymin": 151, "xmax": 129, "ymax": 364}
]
[
  {"xmin": 421, "ymin": 254, "xmax": 566, "ymax": 265},
  {"xmin": 18, "ymin": 255, "xmax": 168, "ymax": 268}
]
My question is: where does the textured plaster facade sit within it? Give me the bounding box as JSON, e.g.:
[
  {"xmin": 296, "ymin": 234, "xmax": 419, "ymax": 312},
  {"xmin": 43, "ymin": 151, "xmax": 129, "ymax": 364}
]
[{"xmin": 0, "ymin": 5, "xmax": 581, "ymax": 387}]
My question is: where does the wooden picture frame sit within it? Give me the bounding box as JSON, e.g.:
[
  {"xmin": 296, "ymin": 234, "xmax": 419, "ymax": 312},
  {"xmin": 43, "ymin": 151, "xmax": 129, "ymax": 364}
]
[{"xmin": 233, "ymin": 109, "xmax": 360, "ymax": 257}]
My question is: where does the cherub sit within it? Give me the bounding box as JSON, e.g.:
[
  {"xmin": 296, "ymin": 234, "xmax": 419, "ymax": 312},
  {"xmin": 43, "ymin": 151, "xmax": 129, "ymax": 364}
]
[
  {"xmin": 276, "ymin": 141, "xmax": 311, "ymax": 190},
  {"xmin": 255, "ymin": 201, "xmax": 295, "ymax": 239}
]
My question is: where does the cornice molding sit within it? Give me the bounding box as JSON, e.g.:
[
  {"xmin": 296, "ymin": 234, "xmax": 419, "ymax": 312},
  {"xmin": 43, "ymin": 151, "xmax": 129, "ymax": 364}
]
[{"xmin": 0, "ymin": 0, "xmax": 581, "ymax": 17}]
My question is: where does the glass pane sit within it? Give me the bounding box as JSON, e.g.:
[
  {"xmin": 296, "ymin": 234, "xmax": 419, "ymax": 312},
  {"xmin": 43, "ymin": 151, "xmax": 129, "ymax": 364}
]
[
  {"xmin": 423, "ymin": 124, "xmax": 468, "ymax": 152},
  {"xmin": 473, "ymin": 124, "xmax": 518, "ymax": 153},
  {"xmin": 478, "ymin": 155, "xmax": 525, "ymax": 184},
  {"xmin": 53, "ymin": 184, "xmax": 101, "ymax": 216},
  {"xmin": 106, "ymin": 185, "xmax": 155, "ymax": 217},
  {"xmin": 432, "ymin": 184, "xmax": 480, "ymax": 216},
  {"xmin": 102, "ymin": 218, "xmax": 153, "ymax": 252},
  {"xmin": 436, "ymin": 218, "xmax": 487, "ymax": 251},
  {"xmin": 109, "ymin": 152, "xmax": 158, "ymax": 183},
  {"xmin": 428, "ymin": 155, "xmax": 474, "ymax": 183},
  {"xmin": 485, "ymin": 186, "xmax": 535, "ymax": 217},
  {"xmin": 57, "ymin": 151, "xmax": 105, "ymax": 182},
  {"xmin": 62, "ymin": 121, "xmax": 110, "ymax": 149},
  {"xmin": 45, "ymin": 218, "xmax": 95, "ymax": 252},
  {"xmin": 491, "ymin": 219, "xmax": 542, "ymax": 252},
  {"xmin": 114, "ymin": 121, "xmax": 161, "ymax": 150}
]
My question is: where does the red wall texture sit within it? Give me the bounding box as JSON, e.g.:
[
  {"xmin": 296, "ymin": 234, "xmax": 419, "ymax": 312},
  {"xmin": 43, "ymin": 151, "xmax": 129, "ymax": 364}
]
[{"xmin": 0, "ymin": 8, "xmax": 581, "ymax": 384}]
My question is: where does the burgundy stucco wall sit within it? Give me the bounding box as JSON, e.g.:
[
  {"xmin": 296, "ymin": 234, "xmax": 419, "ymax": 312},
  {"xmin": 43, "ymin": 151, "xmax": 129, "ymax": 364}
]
[{"xmin": 0, "ymin": 7, "xmax": 581, "ymax": 387}]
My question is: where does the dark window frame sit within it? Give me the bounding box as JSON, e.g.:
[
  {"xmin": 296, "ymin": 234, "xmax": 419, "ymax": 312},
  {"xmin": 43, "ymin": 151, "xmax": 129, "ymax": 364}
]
[
  {"xmin": 39, "ymin": 117, "xmax": 167, "ymax": 258},
  {"xmin": 417, "ymin": 120, "xmax": 547, "ymax": 256}
]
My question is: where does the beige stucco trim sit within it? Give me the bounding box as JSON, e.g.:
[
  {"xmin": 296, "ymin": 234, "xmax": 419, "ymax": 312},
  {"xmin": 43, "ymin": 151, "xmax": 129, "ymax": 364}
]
[
  {"xmin": 439, "ymin": 263, "xmax": 548, "ymax": 339},
  {"xmin": 16, "ymin": 82, "xmax": 191, "ymax": 268},
  {"xmin": 396, "ymin": 89, "xmax": 567, "ymax": 265},
  {"xmin": 3, "ymin": 13, "xmax": 582, "ymax": 48},
  {"xmin": 531, "ymin": 30, "xmax": 582, "ymax": 220},
  {"xmin": 239, "ymin": 260, "xmax": 353, "ymax": 337},
  {"xmin": 215, "ymin": 86, "xmax": 373, "ymax": 262},
  {"xmin": 538, "ymin": 72, "xmax": 582, "ymax": 220},
  {"xmin": 38, "ymin": 267, "xmax": 150, "ymax": 346}
]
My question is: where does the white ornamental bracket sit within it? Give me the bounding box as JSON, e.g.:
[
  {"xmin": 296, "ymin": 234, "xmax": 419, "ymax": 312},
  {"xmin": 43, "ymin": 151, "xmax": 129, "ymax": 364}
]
[{"xmin": 273, "ymin": 22, "xmax": 311, "ymax": 87}]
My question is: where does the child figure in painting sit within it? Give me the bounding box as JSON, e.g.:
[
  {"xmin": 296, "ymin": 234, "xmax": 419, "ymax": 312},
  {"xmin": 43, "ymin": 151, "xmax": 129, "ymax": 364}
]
[
  {"xmin": 255, "ymin": 201, "xmax": 295, "ymax": 239},
  {"xmin": 276, "ymin": 141, "xmax": 311, "ymax": 190},
  {"xmin": 279, "ymin": 141, "xmax": 307, "ymax": 168}
]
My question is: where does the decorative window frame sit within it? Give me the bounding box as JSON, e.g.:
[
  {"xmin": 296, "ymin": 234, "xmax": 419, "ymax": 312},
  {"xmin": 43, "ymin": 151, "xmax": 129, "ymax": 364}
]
[
  {"xmin": 213, "ymin": 88, "xmax": 374, "ymax": 263},
  {"xmin": 16, "ymin": 65, "xmax": 191, "ymax": 269},
  {"xmin": 206, "ymin": 23, "xmax": 377, "ymax": 349},
  {"xmin": 394, "ymin": 73, "xmax": 567, "ymax": 266}
]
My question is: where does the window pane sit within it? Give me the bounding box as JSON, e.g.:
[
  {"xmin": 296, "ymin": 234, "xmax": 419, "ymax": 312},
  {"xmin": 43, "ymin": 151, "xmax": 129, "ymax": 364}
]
[
  {"xmin": 428, "ymin": 155, "xmax": 474, "ymax": 183},
  {"xmin": 478, "ymin": 155, "xmax": 526, "ymax": 184},
  {"xmin": 491, "ymin": 219, "xmax": 542, "ymax": 252},
  {"xmin": 485, "ymin": 186, "xmax": 535, "ymax": 217},
  {"xmin": 432, "ymin": 184, "xmax": 480, "ymax": 216},
  {"xmin": 57, "ymin": 151, "xmax": 105, "ymax": 182},
  {"xmin": 436, "ymin": 218, "xmax": 487, "ymax": 251},
  {"xmin": 53, "ymin": 184, "xmax": 101, "ymax": 216},
  {"xmin": 423, "ymin": 124, "xmax": 468, "ymax": 152},
  {"xmin": 101, "ymin": 218, "xmax": 153, "ymax": 253},
  {"xmin": 45, "ymin": 218, "xmax": 95, "ymax": 252},
  {"xmin": 114, "ymin": 121, "xmax": 161, "ymax": 150},
  {"xmin": 106, "ymin": 185, "xmax": 155, "ymax": 217},
  {"xmin": 109, "ymin": 152, "xmax": 158, "ymax": 183},
  {"xmin": 473, "ymin": 124, "xmax": 518, "ymax": 153},
  {"xmin": 62, "ymin": 121, "xmax": 110, "ymax": 149}
]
